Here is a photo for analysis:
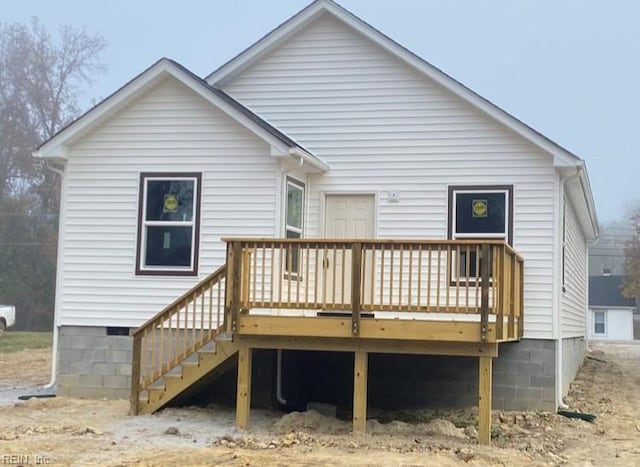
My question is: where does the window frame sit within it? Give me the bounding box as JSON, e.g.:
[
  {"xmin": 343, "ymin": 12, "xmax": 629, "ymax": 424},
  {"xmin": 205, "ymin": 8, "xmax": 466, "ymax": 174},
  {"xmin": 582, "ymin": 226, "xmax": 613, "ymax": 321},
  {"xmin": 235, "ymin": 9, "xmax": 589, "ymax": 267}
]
[
  {"xmin": 284, "ymin": 177, "xmax": 305, "ymax": 276},
  {"xmin": 594, "ymin": 310, "xmax": 606, "ymax": 335},
  {"xmin": 448, "ymin": 185, "xmax": 513, "ymax": 245},
  {"xmin": 135, "ymin": 172, "xmax": 202, "ymax": 276},
  {"xmin": 447, "ymin": 185, "xmax": 513, "ymax": 282}
]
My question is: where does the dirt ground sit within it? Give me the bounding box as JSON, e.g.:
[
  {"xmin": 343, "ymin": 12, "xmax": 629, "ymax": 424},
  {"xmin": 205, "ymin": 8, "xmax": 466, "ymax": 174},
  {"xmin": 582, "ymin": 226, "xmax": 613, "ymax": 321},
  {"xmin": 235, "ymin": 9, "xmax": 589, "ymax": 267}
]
[{"xmin": 0, "ymin": 342, "xmax": 639, "ymax": 466}]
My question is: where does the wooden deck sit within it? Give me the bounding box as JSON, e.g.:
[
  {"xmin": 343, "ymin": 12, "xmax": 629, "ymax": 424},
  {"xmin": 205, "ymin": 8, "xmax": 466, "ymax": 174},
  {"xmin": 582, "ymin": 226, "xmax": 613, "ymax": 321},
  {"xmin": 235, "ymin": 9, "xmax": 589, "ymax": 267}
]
[{"xmin": 131, "ymin": 238, "xmax": 524, "ymax": 445}]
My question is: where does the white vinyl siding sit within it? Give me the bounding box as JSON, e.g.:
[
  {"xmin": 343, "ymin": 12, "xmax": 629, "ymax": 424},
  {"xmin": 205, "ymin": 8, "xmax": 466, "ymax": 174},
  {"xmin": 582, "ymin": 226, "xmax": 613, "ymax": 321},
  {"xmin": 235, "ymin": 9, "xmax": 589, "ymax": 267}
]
[
  {"xmin": 59, "ymin": 77, "xmax": 279, "ymax": 327},
  {"xmin": 562, "ymin": 199, "xmax": 588, "ymax": 337},
  {"xmin": 222, "ymin": 15, "xmax": 557, "ymax": 339}
]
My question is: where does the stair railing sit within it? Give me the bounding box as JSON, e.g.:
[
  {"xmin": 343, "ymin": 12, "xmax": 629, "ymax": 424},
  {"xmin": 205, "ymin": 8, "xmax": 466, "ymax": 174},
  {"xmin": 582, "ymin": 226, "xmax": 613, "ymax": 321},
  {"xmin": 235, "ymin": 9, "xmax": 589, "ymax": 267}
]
[{"xmin": 130, "ymin": 264, "xmax": 226, "ymax": 414}]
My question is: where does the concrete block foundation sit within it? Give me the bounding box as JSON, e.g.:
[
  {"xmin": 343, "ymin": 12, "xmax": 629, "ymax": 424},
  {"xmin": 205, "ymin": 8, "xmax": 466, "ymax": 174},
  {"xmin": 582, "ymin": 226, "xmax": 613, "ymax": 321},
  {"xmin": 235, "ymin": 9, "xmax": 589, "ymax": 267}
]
[
  {"xmin": 57, "ymin": 326, "xmax": 577, "ymax": 413},
  {"xmin": 58, "ymin": 326, "xmax": 132, "ymax": 399}
]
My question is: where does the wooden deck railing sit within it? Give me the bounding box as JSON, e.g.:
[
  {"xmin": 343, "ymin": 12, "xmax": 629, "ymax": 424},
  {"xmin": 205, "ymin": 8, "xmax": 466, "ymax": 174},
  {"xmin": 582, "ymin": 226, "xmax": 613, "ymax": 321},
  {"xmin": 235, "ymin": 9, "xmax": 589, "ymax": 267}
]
[
  {"xmin": 224, "ymin": 238, "xmax": 524, "ymax": 341},
  {"xmin": 130, "ymin": 264, "xmax": 226, "ymax": 411}
]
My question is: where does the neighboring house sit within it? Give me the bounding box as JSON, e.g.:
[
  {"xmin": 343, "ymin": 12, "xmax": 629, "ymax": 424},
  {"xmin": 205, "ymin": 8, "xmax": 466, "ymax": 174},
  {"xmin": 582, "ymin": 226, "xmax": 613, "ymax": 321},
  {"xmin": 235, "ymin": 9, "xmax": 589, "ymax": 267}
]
[
  {"xmin": 588, "ymin": 275, "xmax": 635, "ymax": 340},
  {"xmin": 588, "ymin": 230, "xmax": 629, "ymax": 276},
  {"xmin": 34, "ymin": 0, "xmax": 598, "ymax": 439}
]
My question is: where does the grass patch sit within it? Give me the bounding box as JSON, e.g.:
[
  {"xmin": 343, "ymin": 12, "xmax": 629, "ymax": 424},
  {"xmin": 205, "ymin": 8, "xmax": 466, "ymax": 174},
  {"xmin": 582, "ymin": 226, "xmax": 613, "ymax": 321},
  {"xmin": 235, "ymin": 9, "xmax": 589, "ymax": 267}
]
[{"xmin": 0, "ymin": 331, "xmax": 53, "ymax": 353}]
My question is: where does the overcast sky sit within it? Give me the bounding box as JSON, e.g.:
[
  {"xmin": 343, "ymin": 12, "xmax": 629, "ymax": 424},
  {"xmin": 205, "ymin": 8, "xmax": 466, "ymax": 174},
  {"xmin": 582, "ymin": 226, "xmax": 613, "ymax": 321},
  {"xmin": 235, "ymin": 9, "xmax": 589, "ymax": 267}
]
[{"xmin": 5, "ymin": 0, "xmax": 639, "ymax": 224}]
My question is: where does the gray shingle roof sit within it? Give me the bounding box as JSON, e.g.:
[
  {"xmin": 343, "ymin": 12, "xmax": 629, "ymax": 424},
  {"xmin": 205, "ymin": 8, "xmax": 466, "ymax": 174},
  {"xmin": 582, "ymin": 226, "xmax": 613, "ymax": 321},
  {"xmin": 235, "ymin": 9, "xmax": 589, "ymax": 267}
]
[{"xmin": 589, "ymin": 275, "xmax": 636, "ymax": 308}]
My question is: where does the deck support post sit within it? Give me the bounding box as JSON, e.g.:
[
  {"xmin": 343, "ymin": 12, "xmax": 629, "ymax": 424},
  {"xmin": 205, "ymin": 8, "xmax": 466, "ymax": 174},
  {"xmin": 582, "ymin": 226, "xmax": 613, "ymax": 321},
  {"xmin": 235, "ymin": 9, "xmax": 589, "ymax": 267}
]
[
  {"xmin": 129, "ymin": 333, "xmax": 142, "ymax": 415},
  {"xmin": 353, "ymin": 350, "xmax": 368, "ymax": 433},
  {"xmin": 236, "ymin": 346, "xmax": 252, "ymax": 430},
  {"xmin": 478, "ymin": 356, "xmax": 493, "ymax": 445}
]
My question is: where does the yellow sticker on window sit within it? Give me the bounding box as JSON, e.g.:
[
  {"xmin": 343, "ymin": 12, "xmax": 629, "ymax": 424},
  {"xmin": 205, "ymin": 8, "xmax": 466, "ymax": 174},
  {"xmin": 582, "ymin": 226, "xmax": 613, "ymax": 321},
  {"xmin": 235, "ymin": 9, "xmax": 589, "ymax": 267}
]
[
  {"xmin": 164, "ymin": 194, "xmax": 178, "ymax": 213},
  {"xmin": 472, "ymin": 199, "xmax": 488, "ymax": 218}
]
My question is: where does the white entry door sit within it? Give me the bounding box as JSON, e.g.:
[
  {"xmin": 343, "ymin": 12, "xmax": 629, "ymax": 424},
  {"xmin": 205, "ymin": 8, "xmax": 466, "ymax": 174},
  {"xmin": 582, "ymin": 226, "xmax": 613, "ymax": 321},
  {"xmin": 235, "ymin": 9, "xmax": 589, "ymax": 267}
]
[{"xmin": 323, "ymin": 195, "xmax": 375, "ymax": 307}]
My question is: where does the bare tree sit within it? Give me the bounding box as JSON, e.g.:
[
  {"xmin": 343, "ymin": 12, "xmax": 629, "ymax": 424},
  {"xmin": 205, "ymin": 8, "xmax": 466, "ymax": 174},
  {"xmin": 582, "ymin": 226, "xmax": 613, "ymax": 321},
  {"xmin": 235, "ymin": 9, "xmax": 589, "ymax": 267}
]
[
  {"xmin": 623, "ymin": 210, "xmax": 640, "ymax": 299},
  {"xmin": 0, "ymin": 19, "xmax": 106, "ymax": 330}
]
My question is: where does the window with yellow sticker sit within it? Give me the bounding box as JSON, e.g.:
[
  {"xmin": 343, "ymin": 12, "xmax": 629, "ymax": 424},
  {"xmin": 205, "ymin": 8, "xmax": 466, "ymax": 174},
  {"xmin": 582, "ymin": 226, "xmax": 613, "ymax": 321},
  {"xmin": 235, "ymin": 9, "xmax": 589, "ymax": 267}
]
[
  {"xmin": 136, "ymin": 173, "xmax": 201, "ymax": 275},
  {"xmin": 448, "ymin": 185, "xmax": 513, "ymax": 279}
]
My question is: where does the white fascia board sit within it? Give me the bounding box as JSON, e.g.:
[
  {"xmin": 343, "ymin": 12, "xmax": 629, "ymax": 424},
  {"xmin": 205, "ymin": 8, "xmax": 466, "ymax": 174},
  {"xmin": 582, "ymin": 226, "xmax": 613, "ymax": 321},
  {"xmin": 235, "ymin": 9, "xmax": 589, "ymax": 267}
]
[
  {"xmin": 207, "ymin": 0, "xmax": 580, "ymax": 167},
  {"xmin": 578, "ymin": 165, "xmax": 599, "ymax": 240},
  {"xmin": 270, "ymin": 145, "xmax": 330, "ymax": 174},
  {"xmin": 33, "ymin": 144, "xmax": 69, "ymax": 160},
  {"xmin": 290, "ymin": 147, "xmax": 330, "ymax": 173},
  {"xmin": 561, "ymin": 166, "xmax": 599, "ymax": 242}
]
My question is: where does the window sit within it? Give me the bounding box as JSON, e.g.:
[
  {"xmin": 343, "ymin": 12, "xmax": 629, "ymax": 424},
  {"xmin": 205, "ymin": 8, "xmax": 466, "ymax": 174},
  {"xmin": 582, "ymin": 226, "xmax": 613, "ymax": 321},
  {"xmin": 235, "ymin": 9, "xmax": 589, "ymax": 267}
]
[
  {"xmin": 285, "ymin": 177, "xmax": 304, "ymax": 275},
  {"xmin": 594, "ymin": 311, "xmax": 606, "ymax": 335},
  {"xmin": 448, "ymin": 185, "xmax": 513, "ymax": 279},
  {"xmin": 136, "ymin": 173, "xmax": 201, "ymax": 275}
]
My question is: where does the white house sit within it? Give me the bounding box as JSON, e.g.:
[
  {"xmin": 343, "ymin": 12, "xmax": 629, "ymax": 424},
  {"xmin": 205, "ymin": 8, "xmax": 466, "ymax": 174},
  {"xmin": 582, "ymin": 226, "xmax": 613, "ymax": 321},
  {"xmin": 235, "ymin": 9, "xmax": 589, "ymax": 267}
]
[
  {"xmin": 35, "ymin": 0, "xmax": 598, "ymax": 428},
  {"xmin": 588, "ymin": 275, "xmax": 635, "ymax": 340}
]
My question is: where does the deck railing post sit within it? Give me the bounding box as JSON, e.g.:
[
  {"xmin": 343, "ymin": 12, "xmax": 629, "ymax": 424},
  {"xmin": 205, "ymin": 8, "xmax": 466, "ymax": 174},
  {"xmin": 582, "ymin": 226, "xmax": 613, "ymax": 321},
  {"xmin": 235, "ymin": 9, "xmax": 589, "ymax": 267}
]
[
  {"xmin": 480, "ymin": 243, "xmax": 490, "ymax": 342},
  {"xmin": 496, "ymin": 245, "xmax": 506, "ymax": 341},
  {"xmin": 129, "ymin": 333, "xmax": 142, "ymax": 415},
  {"xmin": 351, "ymin": 242, "xmax": 363, "ymax": 336},
  {"xmin": 518, "ymin": 258, "xmax": 525, "ymax": 338},
  {"xmin": 508, "ymin": 252, "xmax": 516, "ymax": 339},
  {"xmin": 224, "ymin": 243, "xmax": 233, "ymax": 333},
  {"xmin": 225, "ymin": 241, "xmax": 242, "ymax": 333}
]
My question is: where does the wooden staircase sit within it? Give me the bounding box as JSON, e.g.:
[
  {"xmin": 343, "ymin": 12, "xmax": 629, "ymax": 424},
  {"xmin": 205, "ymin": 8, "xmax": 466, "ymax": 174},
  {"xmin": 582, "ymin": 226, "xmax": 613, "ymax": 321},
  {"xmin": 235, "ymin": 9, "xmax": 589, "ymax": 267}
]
[
  {"xmin": 138, "ymin": 339, "xmax": 238, "ymax": 414},
  {"xmin": 130, "ymin": 265, "xmax": 237, "ymax": 415}
]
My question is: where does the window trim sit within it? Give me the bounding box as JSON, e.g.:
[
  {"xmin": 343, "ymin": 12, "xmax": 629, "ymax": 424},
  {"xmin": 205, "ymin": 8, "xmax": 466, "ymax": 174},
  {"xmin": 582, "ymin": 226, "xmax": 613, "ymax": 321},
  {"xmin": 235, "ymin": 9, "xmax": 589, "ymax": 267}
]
[
  {"xmin": 135, "ymin": 172, "xmax": 202, "ymax": 276},
  {"xmin": 284, "ymin": 176, "xmax": 305, "ymax": 276}
]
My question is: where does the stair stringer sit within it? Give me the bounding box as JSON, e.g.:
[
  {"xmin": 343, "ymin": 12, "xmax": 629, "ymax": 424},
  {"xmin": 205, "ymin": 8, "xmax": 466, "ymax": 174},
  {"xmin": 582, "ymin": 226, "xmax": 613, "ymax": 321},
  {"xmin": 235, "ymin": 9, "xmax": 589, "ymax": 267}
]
[{"xmin": 138, "ymin": 340, "xmax": 239, "ymax": 414}]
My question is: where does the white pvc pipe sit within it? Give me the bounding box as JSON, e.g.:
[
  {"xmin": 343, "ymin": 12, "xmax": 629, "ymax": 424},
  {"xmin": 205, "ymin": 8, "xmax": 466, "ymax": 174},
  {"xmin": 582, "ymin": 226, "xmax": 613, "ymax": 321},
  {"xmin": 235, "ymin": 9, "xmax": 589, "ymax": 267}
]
[
  {"xmin": 276, "ymin": 349, "xmax": 287, "ymax": 405},
  {"xmin": 44, "ymin": 326, "xmax": 59, "ymax": 389},
  {"xmin": 44, "ymin": 161, "xmax": 65, "ymax": 390}
]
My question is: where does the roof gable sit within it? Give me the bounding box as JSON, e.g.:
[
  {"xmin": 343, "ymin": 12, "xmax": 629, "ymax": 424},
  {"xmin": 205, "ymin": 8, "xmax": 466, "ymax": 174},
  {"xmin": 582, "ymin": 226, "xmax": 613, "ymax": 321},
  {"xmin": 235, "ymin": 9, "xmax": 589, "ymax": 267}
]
[
  {"xmin": 34, "ymin": 58, "xmax": 328, "ymax": 172},
  {"xmin": 207, "ymin": 0, "xmax": 598, "ymax": 240},
  {"xmin": 208, "ymin": 0, "xmax": 578, "ymax": 168}
]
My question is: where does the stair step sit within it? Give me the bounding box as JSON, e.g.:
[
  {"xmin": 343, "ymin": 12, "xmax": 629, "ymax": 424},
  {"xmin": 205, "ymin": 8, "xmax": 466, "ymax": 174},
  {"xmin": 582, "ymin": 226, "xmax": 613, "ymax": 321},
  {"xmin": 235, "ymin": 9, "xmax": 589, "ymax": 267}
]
[{"xmin": 215, "ymin": 332, "xmax": 233, "ymax": 341}]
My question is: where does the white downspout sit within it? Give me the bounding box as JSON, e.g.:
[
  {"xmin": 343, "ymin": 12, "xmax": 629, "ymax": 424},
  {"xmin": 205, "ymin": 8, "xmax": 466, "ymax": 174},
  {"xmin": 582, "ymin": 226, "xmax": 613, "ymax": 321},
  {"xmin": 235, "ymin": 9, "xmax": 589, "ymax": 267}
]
[
  {"xmin": 44, "ymin": 161, "xmax": 66, "ymax": 389},
  {"xmin": 276, "ymin": 349, "xmax": 287, "ymax": 405},
  {"xmin": 556, "ymin": 164, "xmax": 583, "ymax": 409}
]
